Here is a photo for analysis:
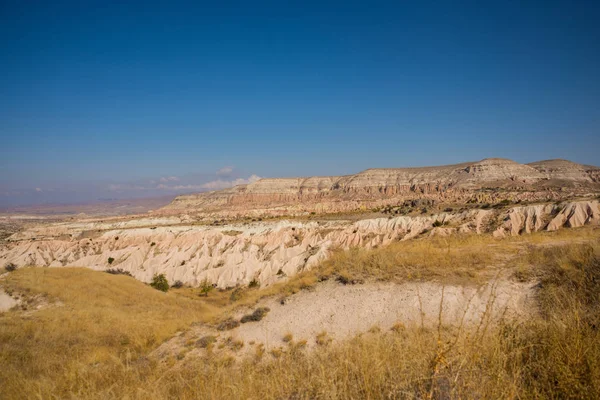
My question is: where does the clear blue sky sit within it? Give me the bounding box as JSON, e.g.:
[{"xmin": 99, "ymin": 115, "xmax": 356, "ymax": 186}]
[{"xmin": 1, "ymin": 0, "xmax": 599, "ymax": 206}]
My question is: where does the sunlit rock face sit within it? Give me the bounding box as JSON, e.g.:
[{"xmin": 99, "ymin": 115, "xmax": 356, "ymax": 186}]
[
  {"xmin": 160, "ymin": 158, "xmax": 600, "ymax": 217},
  {"xmin": 2, "ymin": 201, "xmax": 598, "ymax": 288}
]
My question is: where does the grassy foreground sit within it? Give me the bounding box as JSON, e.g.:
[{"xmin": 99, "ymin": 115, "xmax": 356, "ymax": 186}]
[{"xmin": 0, "ymin": 228, "xmax": 599, "ymax": 399}]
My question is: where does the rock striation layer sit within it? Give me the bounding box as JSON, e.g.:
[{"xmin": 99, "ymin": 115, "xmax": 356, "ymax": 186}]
[
  {"xmin": 2, "ymin": 201, "xmax": 598, "ymax": 288},
  {"xmin": 162, "ymin": 158, "xmax": 600, "ymax": 217}
]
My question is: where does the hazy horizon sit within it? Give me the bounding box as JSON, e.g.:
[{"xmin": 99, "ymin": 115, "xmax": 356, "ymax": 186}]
[{"xmin": 2, "ymin": 1, "xmax": 599, "ymax": 206}]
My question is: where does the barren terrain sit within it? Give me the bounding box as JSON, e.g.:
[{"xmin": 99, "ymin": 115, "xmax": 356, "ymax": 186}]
[{"xmin": 1, "ymin": 157, "xmax": 600, "ymax": 399}]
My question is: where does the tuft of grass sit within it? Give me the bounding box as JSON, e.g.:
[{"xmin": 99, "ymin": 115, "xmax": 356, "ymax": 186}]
[
  {"xmin": 316, "ymin": 331, "xmax": 332, "ymax": 347},
  {"xmin": 216, "ymin": 318, "xmax": 240, "ymax": 331},
  {"xmin": 196, "ymin": 335, "xmax": 217, "ymax": 348},
  {"xmin": 282, "ymin": 333, "xmax": 293, "ymax": 343}
]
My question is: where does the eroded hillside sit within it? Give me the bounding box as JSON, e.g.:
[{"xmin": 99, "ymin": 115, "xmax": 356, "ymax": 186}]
[
  {"xmin": 161, "ymin": 158, "xmax": 600, "ymax": 217},
  {"xmin": 1, "ymin": 200, "xmax": 598, "ymax": 287}
]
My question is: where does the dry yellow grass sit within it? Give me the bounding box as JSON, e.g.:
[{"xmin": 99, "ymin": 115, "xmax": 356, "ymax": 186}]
[
  {"xmin": 0, "ymin": 268, "xmax": 215, "ymax": 398},
  {"xmin": 0, "ymin": 226, "xmax": 599, "ymax": 399},
  {"xmin": 217, "ymin": 226, "xmax": 600, "ymax": 309}
]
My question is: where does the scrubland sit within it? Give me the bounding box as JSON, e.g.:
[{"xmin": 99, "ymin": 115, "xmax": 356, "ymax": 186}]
[{"xmin": 1, "ymin": 227, "xmax": 599, "ymax": 399}]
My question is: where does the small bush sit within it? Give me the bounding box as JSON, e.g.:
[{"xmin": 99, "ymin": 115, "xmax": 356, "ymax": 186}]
[
  {"xmin": 217, "ymin": 318, "xmax": 240, "ymax": 331},
  {"xmin": 390, "ymin": 322, "xmax": 405, "ymax": 333},
  {"xmin": 196, "ymin": 335, "xmax": 216, "ymax": 348},
  {"xmin": 199, "ymin": 278, "xmax": 213, "ymax": 297},
  {"xmin": 150, "ymin": 274, "xmax": 169, "ymax": 292},
  {"xmin": 248, "ymin": 278, "xmax": 260, "ymax": 288},
  {"xmin": 171, "ymin": 280, "xmax": 184, "ymax": 289},
  {"xmin": 336, "ymin": 270, "xmax": 363, "ymax": 285},
  {"xmin": 432, "ymin": 220, "xmax": 444, "ymax": 227},
  {"xmin": 150, "ymin": 242, "xmax": 156, "ymax": 247},
  {"xmin": 316, "ymin": 331, "xmax": 332, "ymax": 346},
  {"xmin": 4, "ymin": 263, "xmax": 17, "ymax": 272},
  {"xmin": 105, "ymin": 268, "xmax": 132, "ymax": 277},
  {"xmin": 107, "ymin": 257, "xmax": 115, "ymax": 265},
  {"xmin": 229, "ymin": 287, "xmax": 243, "ymax": 302},
  {"xmin": 240, "ymin": 307, "xmax": 270, "ymax": 323}
]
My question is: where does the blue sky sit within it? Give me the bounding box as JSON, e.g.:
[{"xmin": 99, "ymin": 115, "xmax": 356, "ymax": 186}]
[{"xmin": 1, "ymin": 0, "xmax": 599, "ymax": 206}]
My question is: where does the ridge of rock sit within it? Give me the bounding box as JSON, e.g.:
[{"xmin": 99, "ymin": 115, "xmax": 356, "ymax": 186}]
[
  {"xmin": 2, "ymin": 200, "xmax": 598, "ymax": 288},
  {"xmin": 161, "ymin": 158, "xmax": 600, "ymax": 216}
]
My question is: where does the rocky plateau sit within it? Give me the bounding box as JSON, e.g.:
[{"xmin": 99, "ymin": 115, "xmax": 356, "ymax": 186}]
[{"xmin": 1, "ymin": 158, "xmax": 599, "ymax": 288}]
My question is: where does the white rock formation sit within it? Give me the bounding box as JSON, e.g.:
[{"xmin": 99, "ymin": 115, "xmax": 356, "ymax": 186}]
[{"xmin": 1, "ymin": 201, "xmax": 598, "ymax": 288}]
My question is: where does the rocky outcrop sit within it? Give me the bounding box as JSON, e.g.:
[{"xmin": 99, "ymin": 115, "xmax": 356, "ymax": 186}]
[
  {"xmin": 493, "ymin": 200, "xmax": 600, "ymax": 237},
  {"xmin": 2, "ymin": 201, "xmax": 598, "ymax": 288},
  {"xmin": 161, "ymin": 158, "xmax": 599, "ymax": 216},
  {"xmin": 528, "ymin": 159, "xmax": 599, "ymax": 183}
]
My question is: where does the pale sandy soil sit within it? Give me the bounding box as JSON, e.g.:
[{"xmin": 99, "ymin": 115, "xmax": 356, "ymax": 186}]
[
  {"xmin": 0, "ymin": 289, "xmax": 18, "ymax": 312},
  {"xmin": 154, "ymin": 278, "xmax": 535, "ymax": 360}
]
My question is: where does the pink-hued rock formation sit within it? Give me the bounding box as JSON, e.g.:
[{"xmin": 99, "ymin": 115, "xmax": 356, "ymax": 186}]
[
  {"xmin": 161, "ymin": 158, "xmax": 600, "ymax": 217},
  {"xmin": 2, "ymin": 157, "xmax": 598, "ymax": 288},
  {"xmin": 528, "ymin": 159, "xmax": 600, "ymax": 182},
  {"xmin": 2, "ymin": 200, "xmax": 598, "ymax": 288}
]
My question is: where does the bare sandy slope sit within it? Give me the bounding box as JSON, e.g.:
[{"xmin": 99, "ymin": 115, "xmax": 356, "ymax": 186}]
[
  {"xmin": 0, "ymin": 289, "xmax": 18, "ymax": 312},
  {"xmin": 155, "ymin": 278, "xmax": 534, "ymax": 360}
]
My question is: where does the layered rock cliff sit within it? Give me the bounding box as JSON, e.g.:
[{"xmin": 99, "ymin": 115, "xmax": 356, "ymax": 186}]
[
  {"xmin": 162, "ymin": 158, "xmax": 600, "ymax": 216},
  {"xmin": 2, "ymin": 200, "xmax": 598, "ymax": 288}
]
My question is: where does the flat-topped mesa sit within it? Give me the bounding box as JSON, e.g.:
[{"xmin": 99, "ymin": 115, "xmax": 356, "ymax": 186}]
[
  {"xmin": 161, "ymin": 158, "xmax": 600, "ymax": 215},
  {"xmin": 230, "ymin": 176, "xmax": 345, "ymax": 203},
  {"xmin": 528, "ymin": 159, "xmax": 600, "ymax": 183},
  {"xmin": 458, "ymin": 158, "xmax": 544, "ymax": 186}
]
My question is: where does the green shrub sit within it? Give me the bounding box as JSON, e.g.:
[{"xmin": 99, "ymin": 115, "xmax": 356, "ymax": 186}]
[
  {"xmin": 150, "ymin": 274, "xmax": 169, "ymax": 292},
  {"xmin": 248, "ymin": 278, "xmax": 260, "ymax": 288},
  {"xmin": 107, "ymin": 257, "xmax": 115, "ymax": 265},
  {"xmin": 199, "ymin": 278, "xmax": 213, "ymax": 297}
]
